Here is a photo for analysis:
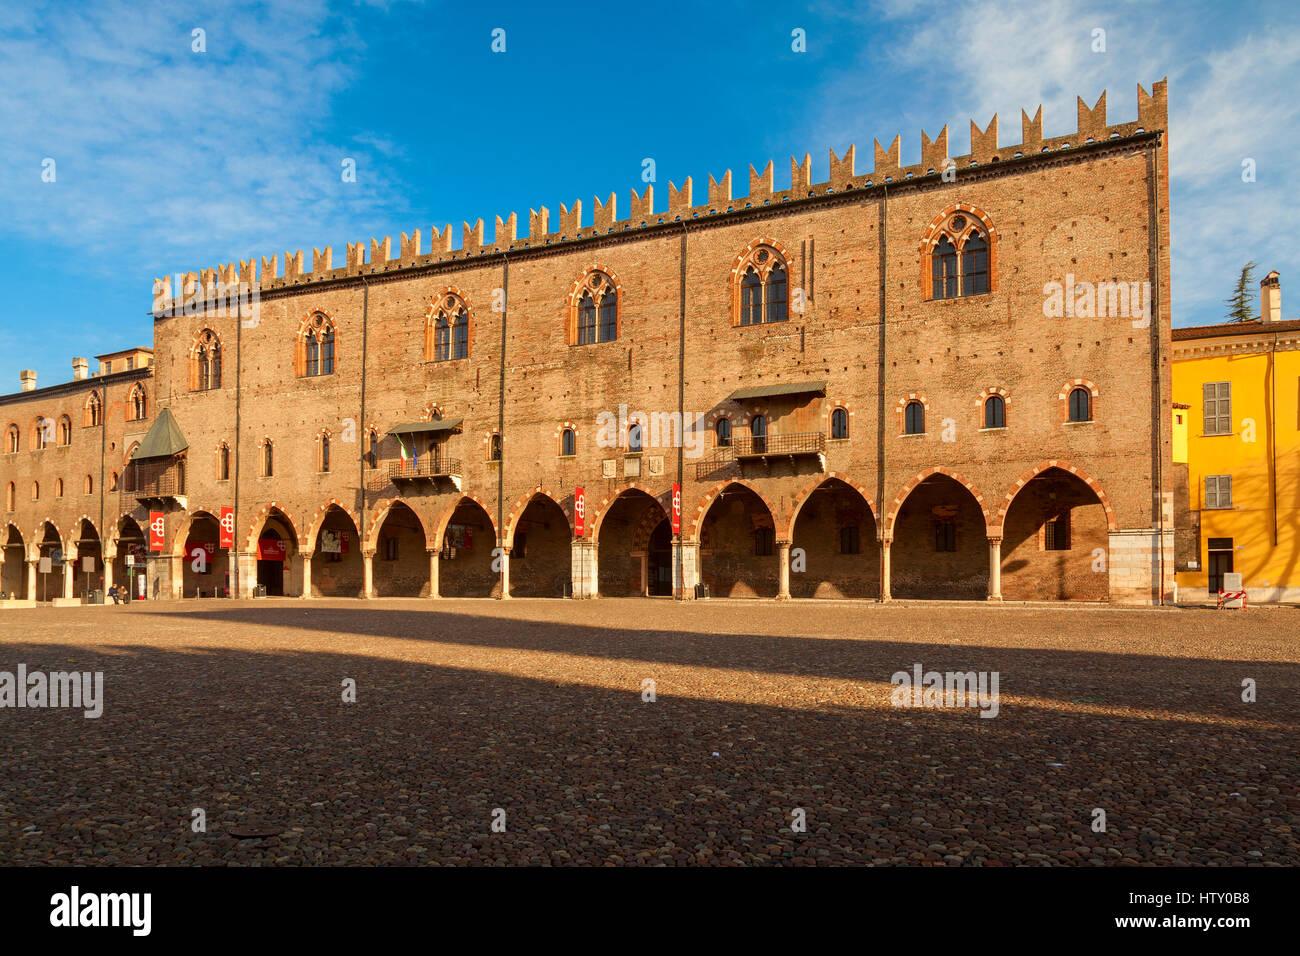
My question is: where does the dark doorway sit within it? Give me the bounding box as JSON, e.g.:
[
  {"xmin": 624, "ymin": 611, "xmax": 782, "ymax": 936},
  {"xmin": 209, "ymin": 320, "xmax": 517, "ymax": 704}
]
[
  {"xmin": 257, "ymin": 530, "xmax": 286, "ymax": 595},
  {"xmin": 1207, "ymin": 537, "xmax": 1233, "ymax": 593},
  {"xmin": 648, "ymin": 519, "xmax": 672, "ymax": 596}
]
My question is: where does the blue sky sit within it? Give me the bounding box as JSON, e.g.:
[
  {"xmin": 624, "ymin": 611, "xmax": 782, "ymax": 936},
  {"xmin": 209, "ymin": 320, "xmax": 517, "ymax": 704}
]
[{"xmin": 1, "ymin": 0, "xmax": 1296, "ymax": 390}]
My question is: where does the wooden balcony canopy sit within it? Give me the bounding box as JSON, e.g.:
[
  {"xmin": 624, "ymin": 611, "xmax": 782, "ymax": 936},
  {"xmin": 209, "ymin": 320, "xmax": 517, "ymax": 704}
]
[{"xmin": 728, "ymin": 380, "xmax": 826, "ymax": 401}]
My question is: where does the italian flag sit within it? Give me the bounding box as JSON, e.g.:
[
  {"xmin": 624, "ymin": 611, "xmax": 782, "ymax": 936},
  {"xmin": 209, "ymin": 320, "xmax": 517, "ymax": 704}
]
[{"xmin": 397, "ymin": 435, "xmax": 409, "ymax": 470}]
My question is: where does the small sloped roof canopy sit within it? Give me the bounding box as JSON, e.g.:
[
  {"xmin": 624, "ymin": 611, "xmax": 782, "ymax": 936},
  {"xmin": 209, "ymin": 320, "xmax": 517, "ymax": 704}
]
[
  {"xmin": 130, "ymin": 408, "xmax": 188, "ymax": 460},
  {"xmin": 728, "ymin": 381, "xmax": 827, "ymax": 401},
  {"xmin": 386, "ymin": 418, "xmax": 464, "ymax": 437}
]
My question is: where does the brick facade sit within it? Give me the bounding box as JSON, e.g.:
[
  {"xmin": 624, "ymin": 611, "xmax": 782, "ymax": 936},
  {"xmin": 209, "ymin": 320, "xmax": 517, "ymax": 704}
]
[{"xmin": 1, "ymin": 82, "xmax": 1176, "ymax": 606}]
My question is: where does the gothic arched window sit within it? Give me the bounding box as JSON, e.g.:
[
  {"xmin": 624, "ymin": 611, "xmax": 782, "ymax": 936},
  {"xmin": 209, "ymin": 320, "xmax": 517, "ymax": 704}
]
[
  {"xmin": 734, "ymin": 244, "xmax": 790, "ymax": 326},
  {"xmin": 925, "ymin": 210, "xmax": 995, "ymax": 301},
  {"xmin": 192, "ymin": 329, "xmax": 222, "ymax": 390},
  {"xmin": 570, "ymin": 270, "xmax": 618, "ymax": 345},
  {"xmin": 299, "ymin": 312, "xmax": 336, "ymax": 377}
]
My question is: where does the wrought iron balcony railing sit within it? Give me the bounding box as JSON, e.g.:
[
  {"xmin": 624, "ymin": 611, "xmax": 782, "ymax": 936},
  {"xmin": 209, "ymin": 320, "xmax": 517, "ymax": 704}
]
[{"xmin": 731, "ymin": 431, "xmax": 826, "ymax": 459}]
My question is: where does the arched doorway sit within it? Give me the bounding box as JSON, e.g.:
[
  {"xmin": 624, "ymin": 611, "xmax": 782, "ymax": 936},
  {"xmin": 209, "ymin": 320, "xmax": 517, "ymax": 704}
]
[
  {"xmin": 790, "ymin": 478, "xmax": 878, "ymax": 598},
  {"xmin": 2, "ymin": 524, "xmax": 26, "ymax": 599},
  {"xmin": 372, "ymin": 501, "xmax": 429, "ymax": 597},
  {"xmin": 648, "ymin": 518, "xmax": 673, "ymax": 596},
  {"xmin": 892, "ymin": 474, "xmax": 987, "ymax": 599},
  {"xmin": 1000, "ymin": 467, "xmax": 1110, "ymax": 600},
  {"xmin": 509, "ymin": 494, "xmax": 571, "ymax": 598},
  {"xmin": 438, "ymin": 498, "xmax": 497, "ymax": 597},
  {"xmin": 180, "ymin": 512, "xmax": 230, "ymax": 597},
  {"xmin": 254, "ymin": 507, "xmax": 299, "ymax": 596},
  {"xmin": 699, "ymin": 483, "xmax": 779, "ymax": 597},
  {"xmin": 114, "ymin": 516, "xmax": 147, "ymax": 601},
  {"xmin": 36, "ymin": 522, "xmax": 64, "ymax": 602},
  {"xmin": 310, "ymin": 505, "xmax": 363, "ymax": 598},
  {"xmin": 74, "ymin": 518, "xmax": 102, "ymax": 599},
  {"xmin": 595, "ymin": 489, "xmax": 668, "ymax": 597}
]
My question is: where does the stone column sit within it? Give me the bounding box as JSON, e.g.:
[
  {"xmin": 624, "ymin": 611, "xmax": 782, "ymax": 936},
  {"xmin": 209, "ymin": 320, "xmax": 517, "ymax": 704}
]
[
  {"xmin": 571, "ymin": 539, "xmax": 597, "ymax": 598},
  {"xmin": 102, "ymin": 548, "xmax": 115, "ymax": 594},
  {"xmin": 170, "ymin": 553, "xmax": 184, "ymax": 600},
  {"xmin": 498, "ymin": 545, "xmax": 511, "ymax": 599},
  {"xmin": 362, "ymin": 551, "xmax": 375, "ymax": 599},
  {"xmin": 987, "ymin": 536, "xmax": 1003, "ymax": 601},
  {"xmin": 427, "ymin": 548, "xmax": 440, "ymax": 598},
  {"xmin": 301, "ymin": 554, "xmax": 313, "ymax": 599},
  {"xmin": 236, "ymin": 551, "xmax": 258, "ymax": 599},
  {"xmin": 672, "ymin": 539, "xmax": 700, "ymax": 599},
  {"xmin": 62, "ymin": 558, "xmax": 74, "ymax": 599},
  {"xmin": 880, "ymin": 536, "xmax": 892, "ymax": 602},
  {"xmin": 777, "ymin": 540, "xmax": 791, "ymax": 600},
  {"xmin": 27, "ymin": 559, "xmax": 38, "ymax": 601}
]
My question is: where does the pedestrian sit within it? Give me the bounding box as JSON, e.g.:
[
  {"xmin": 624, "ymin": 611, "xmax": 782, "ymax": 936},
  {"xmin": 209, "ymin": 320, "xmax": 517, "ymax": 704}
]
[{"xmin": 108, "ymin": 583, "xmax": 120, "ymax": 605}]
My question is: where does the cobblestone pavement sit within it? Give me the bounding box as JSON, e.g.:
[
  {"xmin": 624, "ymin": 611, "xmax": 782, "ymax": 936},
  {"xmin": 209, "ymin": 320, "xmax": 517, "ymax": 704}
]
[{"xmin": 1, "ymin": 598, "xmax": 1296, "ymax": 865}]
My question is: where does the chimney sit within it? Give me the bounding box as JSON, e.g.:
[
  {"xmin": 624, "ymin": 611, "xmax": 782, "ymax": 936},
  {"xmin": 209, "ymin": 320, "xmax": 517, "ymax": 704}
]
[
  {"xmin": 72, "ymin": 357, "xmax": 89, "ymax": 380},
  {"xmin": 19, "ymin": 370, "xmax": 36, "ymax": 392},
  {"xmin": 1260, "ymin": 270, "xmax": 1281, "ymax": 323}
]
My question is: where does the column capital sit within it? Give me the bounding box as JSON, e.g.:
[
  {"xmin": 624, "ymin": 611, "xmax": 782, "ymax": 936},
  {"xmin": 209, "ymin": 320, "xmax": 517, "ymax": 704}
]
[{"xmin": 987, "ymin": 535, "xmax": 1003, "ymax": 545}]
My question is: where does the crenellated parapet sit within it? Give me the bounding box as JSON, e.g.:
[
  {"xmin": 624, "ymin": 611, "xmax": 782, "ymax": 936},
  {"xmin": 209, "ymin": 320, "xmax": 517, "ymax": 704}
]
[{"xmin": 152, "ymin": 80, "xmax": 1167, "ymax": 312}]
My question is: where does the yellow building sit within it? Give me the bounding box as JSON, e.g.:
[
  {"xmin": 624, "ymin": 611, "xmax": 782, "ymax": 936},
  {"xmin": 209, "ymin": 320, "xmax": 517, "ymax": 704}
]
[{"xmin": 1172, "ymin": 270, "xmax": 1300, "ymax": 602}]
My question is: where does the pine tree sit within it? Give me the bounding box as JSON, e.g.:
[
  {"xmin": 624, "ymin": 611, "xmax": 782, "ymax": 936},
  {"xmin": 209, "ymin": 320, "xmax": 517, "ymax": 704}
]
[{"xmin": 1225, "ymin": 260, "xmax": 1257, "ymax": 322}]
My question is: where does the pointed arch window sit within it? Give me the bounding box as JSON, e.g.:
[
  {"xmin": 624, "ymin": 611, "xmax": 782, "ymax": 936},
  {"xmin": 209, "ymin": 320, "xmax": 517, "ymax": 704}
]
[
  {"xmin": 561, "ymin": 428, "xmax": 576, "ymax": 457},
  {"xmin": 218, "ymin": 443, "xmax": 230, "ymax": 480},
  {"xmin": 320, "ymin": 434, "xmax": 331, "ymax": 473},
  {"xmin": 128, "ymin": 384, "xmax": 148, "ymax": 420},
  {"xmin": 6, "ymin": 423, "xmax": 19, "ymax": 454},
  {"xmin": 58, "ymin": 415, "xmax": 72, "ymax": 446},
  {"xmin": 366, "ymin": 428, "xmax": 380, "ymax": 468},
  {"xmin": 85, "ymin": 391, "xmax": 103, "ymax": 427},
  {"xmin": 751, "ymin": 414, "xmax": 767, "ymax": 454},
  {"xmin": 192, "ymin": 329, "xmax": 222, "ymax": 390},
  {"xmin": 734, "ymin": 245, "xmax": 790, "ymax": 326},
  {"xmin": 571, "ymin": 270, "xmax": 618, "ymax": 345},
  {"xmin": 927, "ymin": 212, "xmax": 994, "ymax": 300},
  {"xmin": 427, "ymin": 293, "xmax": 472, "ymax": 362},
  {"xmin": 299, "ymin": 313, "xmax": 336, "ymax": 377},
  {"xmin": 55, "ymin": 478, "xmax": 64, "ymax": 497},
  {"xmin": 262, "ymin": 440, "xmax": 274, "ymax": 477},
  {"xmin": 715, "ymin": 418, "xmax": 732, "ymax": 447}
]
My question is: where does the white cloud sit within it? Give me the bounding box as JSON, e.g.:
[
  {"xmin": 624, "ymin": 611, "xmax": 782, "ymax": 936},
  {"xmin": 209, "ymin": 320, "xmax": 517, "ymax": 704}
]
[
  {"xmin": 0, "ymin": 0, "xmax": 406, "ymax": 281},
  {"xmin": 810, "ymin": 0, "xmax": 1300, "ymax": 325}
]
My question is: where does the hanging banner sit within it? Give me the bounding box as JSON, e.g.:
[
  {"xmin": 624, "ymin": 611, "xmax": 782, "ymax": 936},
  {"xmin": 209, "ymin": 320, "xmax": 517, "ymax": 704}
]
[
  {"xmin": 149, "ymin": 511, "xmax": 165, "ymax": 552},
  {"xmin": 219, "ymin": 507, "xmax": 235, "ymax": 549},
  {"xmin": 257, "ymin": 537, "xmax": 287, "ymax": 561},
  {"xmin": 574, "ymin": 487, "xmax": 585, "ymax": 538},
  {"xmin": 672, "ymin": 483, "xmax": 681, "ymax": 535}
]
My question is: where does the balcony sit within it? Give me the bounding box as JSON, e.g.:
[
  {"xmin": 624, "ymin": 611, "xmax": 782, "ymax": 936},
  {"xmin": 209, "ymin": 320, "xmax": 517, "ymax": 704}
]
[
  {"xmin": 732, "ymin": 431, "xmax": 826, "ymax": 461},
  {"xmin": 123, "ymin": 460, "xmax": 187, "ymax": 506},
  {"xmin": 371, "ymin": 456, "xmax": 463, "ymax": 492}
]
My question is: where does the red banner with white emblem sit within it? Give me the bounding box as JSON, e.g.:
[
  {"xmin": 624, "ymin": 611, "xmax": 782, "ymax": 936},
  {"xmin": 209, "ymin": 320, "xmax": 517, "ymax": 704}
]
[
  {"xmin": 149, "ymin": 511, "xmax": 165, "ymax": 552},
  {"xmin": 574, "ymin": 487, "xmax": 585, "ymax": 538},
  {"xmin": 672, "ymin": 483, "xmax": 681, "ymax": 535},
  {"xmin": 219, "ymin": 507, "xmax": 235, "ymax": 549}
]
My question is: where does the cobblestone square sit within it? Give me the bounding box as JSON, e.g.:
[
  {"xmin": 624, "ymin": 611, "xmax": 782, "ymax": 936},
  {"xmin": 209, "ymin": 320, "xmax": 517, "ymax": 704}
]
[{"xmin": 1, "ymin": 599, "xmax": 1295, "ymax": 865}]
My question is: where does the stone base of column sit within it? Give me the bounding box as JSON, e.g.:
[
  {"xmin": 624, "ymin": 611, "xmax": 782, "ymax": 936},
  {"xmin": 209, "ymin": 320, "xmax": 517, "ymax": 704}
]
[
  {"xmin": 571, "ymin": 539, "xmax": 597, "ymax": 598},
  {"xmin": 672, "ymin": 540, "xmax": 699, "ymax": 599}
]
